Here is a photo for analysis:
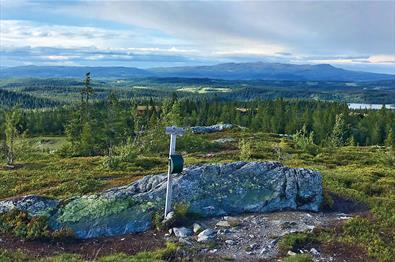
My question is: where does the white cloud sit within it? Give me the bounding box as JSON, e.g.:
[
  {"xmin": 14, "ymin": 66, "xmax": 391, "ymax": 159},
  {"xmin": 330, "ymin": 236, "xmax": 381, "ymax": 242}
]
[{"xmin": 0, "ymin": 1, "xmax": 394, "ymax": 73}]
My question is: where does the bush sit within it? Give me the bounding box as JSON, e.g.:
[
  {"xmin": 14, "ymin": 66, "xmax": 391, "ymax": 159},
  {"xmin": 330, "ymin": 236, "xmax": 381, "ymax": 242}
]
[
  {"xmin": 320, "ymin": 189, "xmax": 334, "ymax": 210},
  {"xmin": 293, "ymin": 126, "xmax": 320, "ymax": 156},
  {"xmin": 178, "ymin": 132, "xmax": 215, "ymax": 153},
  {"xmin": 102, "ymin": 141, "xmax": 138, "ymax": 169},
  {"xmin": 152, "ymin": 202, "xmax": 197, "ymax": 230},
  {"xmin": 342, "ymin": 217, "xmax": 394, "ymax": 262},
  {"xmin": 239, "ymin": 139, "xmax": 252, "ymax": 161},
  {"xmin": 377, "ymin": 149, "xmax": 395, "ymax": 167},
  {"xmin": 278, "ymin": 232, "xmax": 317, "ymax": 253},
  {"xmin": 99, "ymin": 241, "xmax": 178, "ymax": 262}
]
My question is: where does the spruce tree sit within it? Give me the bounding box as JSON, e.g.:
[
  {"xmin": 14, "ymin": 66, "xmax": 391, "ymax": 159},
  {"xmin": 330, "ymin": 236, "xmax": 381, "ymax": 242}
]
[
  {"xmin": 4, "ymin": 107, "xmax": 21, "ymax": 165},
  {"xmin": 385, "ymin": 128, "xmax": 394, "ymax": 149},
  {"xmin": 330, "ymin": 113, "xmax": 346, "ymax": 147}
]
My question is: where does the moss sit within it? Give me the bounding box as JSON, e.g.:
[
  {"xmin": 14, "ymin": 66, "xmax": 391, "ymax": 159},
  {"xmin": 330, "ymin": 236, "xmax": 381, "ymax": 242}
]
[
  {"xmin": 283, "ymin": 254, "xmax": 312, "ymax": 262},
  {"xmin": 38, "ymin": 253, "xmax": 82, "ymax": 262}
]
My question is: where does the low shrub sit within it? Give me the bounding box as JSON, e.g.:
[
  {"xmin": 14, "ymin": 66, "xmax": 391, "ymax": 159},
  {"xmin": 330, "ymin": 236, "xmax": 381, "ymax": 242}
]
[
  {"xmin": 320, "ymin": 189, "xmax": 334, "ymax": 210},
  {"xmin": 278, "ymin": 232, "xmax": 317, "ymax": 254},
  {"xmin": 98, "ymin": 241, "xmax": 178, "ymax": 262},
  {"xmin": 239, "ymin": 139, "xmax": 252, "ymax": 161},
  {"xmin": 152, "ymin": 202, "xmax": 199, "ymax": 230},
  {"xmin": 283, "ymin": 254, "xmax": 312, "ymax": 262},
  {"xmin": 0, "ymin": 209, "xmax": 74, "ymax": 240}
]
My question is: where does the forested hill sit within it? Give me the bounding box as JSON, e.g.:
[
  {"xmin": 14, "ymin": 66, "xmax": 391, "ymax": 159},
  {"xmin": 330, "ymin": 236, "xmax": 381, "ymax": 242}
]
[
  {"xmin": 0, "ymin": 89, "xmax": 60, "ymax": 108},
  {"xmin": 1, "ymin": 62, "xmax": 394, "ymax": 81}
]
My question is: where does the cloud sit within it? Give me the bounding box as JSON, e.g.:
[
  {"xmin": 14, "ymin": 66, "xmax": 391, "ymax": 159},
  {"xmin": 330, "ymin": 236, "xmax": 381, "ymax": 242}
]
[
  {"xmin": 76, "ymin": 1, "xmax": 394, "ymax": 55},
  {"xmin": 0, "ymin": 1, "xmax": 394, "ymax": 73}
]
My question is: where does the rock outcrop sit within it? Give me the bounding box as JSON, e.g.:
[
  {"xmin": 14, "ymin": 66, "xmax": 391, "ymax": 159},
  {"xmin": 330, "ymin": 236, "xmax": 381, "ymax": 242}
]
[
  {"xmin": 191, "ymin": 124, "xmax": 234, "ymax": 134},
  {"xmin": 0, "ymin": 162, "xmax": 322, "ymax": 239}
]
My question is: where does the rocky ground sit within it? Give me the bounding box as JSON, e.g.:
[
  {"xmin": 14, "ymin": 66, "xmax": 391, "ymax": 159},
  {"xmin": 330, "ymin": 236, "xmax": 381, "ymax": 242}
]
[{"xmin": 167, "ymin": 211, "xmax": 353, "ymax": 261}]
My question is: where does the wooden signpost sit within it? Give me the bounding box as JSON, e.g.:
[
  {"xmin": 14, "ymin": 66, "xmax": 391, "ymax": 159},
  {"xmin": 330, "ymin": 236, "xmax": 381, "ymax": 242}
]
[{"xmin": 164, "ymin": 126, "xmax": 185, "ymax": 218}]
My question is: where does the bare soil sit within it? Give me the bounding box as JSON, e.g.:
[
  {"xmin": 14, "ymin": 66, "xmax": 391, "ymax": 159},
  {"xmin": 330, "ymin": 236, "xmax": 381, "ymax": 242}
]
[{"xmin": 0, "ymin": 230, "xmax": 166, "ymax": 260}]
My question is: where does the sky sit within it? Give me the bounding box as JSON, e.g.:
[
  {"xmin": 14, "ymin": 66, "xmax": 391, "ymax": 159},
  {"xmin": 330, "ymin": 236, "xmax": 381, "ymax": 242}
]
[{"xmin": 0, "ymin": 0, "xmax": 394, "ymax": 74}]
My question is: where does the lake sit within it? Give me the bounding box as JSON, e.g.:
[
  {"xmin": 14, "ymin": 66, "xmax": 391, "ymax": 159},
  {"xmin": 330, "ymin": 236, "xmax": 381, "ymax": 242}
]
[{"xmin": 348, "ymin": 103, "xmax": 395, "ymax": 110}]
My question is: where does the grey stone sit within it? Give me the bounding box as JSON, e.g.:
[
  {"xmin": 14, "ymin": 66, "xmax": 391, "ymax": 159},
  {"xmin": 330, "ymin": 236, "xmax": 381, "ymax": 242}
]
[
  {"xmin": 0, "ymin": 161, "xmax": 322, "ymax": 239},
  {"xmin": 193, "ymin": 223, "xmax": 203, "ymax": 233},
  {"xmin": 191, "ymin": 124, "xmax": 234, "ymax": 134},
  {"xmin": 164, "ymin": 211, "xmax": 174, "ymax": 221},
  {"xmin": 173, "ymin": 227, "xmax": 193, "ymax": 238},
  {"xmin": 212, "ymin": 138, "xmax": 236, "ymax": 144},
  {"xmin": 250, "ymin": 243, "xmax": 259, "ymax": 250},
  {"xmin": 225, "ymin": 239, "xmax": 235, "ymax": 245},
  {"xmin": 216, "ymin": 220, "xmax": 231, "ymax": 227},
  {"xmin": 178, "ymin": 237, "xmax": 193, "ymax": 245},
  {"xmin": 310, "ymin": 248, "xmax": 320, "ymax": 256},
  {"xmin": 0, "ymin": 195, "xmax": 58, "ymax": 217},
  {"xmin": 198, "ymin": 228, "xmax": 216, "ymax": 242}
]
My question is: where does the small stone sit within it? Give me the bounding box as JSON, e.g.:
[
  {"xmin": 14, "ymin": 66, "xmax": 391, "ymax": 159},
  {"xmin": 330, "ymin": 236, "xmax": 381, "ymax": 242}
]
[
  {"xmin": 250, "ymin": 243, "xmax": 259, "ymax": 250},
  {"xmin": 200, "ymin": 248, "xmax": 208, "ymax": 253},
  {"xmin": 168, "ymin": 228, "xmax": 173, "ymax": 235},
  {"xmin": 216, "ymin": 220, "xmax": 231, "ymax": 227},
  {"xmin": 178, "ymin": 238, "xmax": 192, "ymax": 245},
  {"xmin": 287, "ymin": 251, "xmax": 297, "ymax": 256},
  {"xmin": 225, "ymin": 239, "xmax": 235, "ymax": 245},
  {"xmin": 280, "ymin": 221, "xmax": 297, "ymax": 229},
  {"xmin": 249, "ymin": 234, "xmax": 255, "ymax": 239},
  {"xmin": 120, "ymin": 238, "xmax": 125, "ymax": 241},
  {"xmin": 193, "ymin": 223, "xmax": 203, "ymax": 233},
  {"xmin": 246, "ymin": 251, "xmax": 254, "ymax": 255},
  {"xmin": 197, "ymin": 229, "xmax": 216, "ymax": 242},
  {"xmin": 310, "ymin": 248, "xmax": 320, "ymax": 256},
  {"xmin": 165, "ymin": 211, "xmax": 175, "ymax": 220},
  {"xmin": 259, "ymin": 248, "xmax": 267, "ymax": 254},
  {"xmin": 173, "ymin": 227, "xmax": 193, "ymax": 238},
  {"xmin": 209, "ymin": 249, "xmax": 218, "ymax": 254}
]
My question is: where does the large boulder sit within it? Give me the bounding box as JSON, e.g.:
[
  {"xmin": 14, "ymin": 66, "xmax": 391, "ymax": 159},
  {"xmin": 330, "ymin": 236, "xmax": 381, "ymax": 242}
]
[
  {"xmin": 191, "ymin": 124, "xmax": 234, "ymax": 134},
  {"xmin": 0, "ymin": 162, "xmax": 322, "ymax": 239}
]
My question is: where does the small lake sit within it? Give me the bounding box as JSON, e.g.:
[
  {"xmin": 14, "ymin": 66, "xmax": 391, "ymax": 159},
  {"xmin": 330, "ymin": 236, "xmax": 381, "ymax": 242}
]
[{"xmin": 348, "ymin": 103, "xmax": 395, "ymax": 110}]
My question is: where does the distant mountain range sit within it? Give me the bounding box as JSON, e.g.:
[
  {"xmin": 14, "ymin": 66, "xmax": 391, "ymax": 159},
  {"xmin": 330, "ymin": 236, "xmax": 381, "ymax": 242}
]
[{"xmin": 1, "ymin": 62, "xmax": 394, "ymax": 81}]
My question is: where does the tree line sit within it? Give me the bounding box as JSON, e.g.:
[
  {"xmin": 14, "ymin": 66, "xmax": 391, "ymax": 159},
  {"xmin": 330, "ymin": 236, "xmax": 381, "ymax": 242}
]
[{"xmin": 1, "ymin": 74, "xmax": 394, "ymax": 164}]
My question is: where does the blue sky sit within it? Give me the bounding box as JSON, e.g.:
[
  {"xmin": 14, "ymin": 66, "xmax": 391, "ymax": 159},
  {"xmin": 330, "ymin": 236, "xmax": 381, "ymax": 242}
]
[{"xmin": 0, "ymin": 0, "xmax": 394, "ymax": 74}]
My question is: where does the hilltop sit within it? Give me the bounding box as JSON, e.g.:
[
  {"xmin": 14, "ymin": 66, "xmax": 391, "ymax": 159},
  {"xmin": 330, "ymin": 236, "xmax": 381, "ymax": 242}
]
[{"xmin": 1, "ymin": 62, "xmax": 394, "ymax": 81}]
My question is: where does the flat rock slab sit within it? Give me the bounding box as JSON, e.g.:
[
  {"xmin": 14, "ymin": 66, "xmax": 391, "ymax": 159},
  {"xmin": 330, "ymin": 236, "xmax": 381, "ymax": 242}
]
[{"xmin": 0, "ymin": 161, "xmax": 322, "ymax": 239}]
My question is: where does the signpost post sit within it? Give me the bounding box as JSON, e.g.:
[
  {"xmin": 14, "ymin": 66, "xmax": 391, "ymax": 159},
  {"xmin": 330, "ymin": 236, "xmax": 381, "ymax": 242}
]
[{"xmin": 164, "ymin": 126, "xmax": 185, "ymax": 218}]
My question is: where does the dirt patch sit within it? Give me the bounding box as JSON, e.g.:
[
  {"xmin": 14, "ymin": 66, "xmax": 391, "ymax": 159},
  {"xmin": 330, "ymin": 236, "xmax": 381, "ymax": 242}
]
[
  {"xmin": 327, "ymin": 193, "xmax": 369, "ymax": 214},
  {"xmin": 320, "ymin": 241, "xmax": 377, "ymax": 262},
  {"xmin": 0, "ymin": 230, "xmax": 166, "ymax": 260}
]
